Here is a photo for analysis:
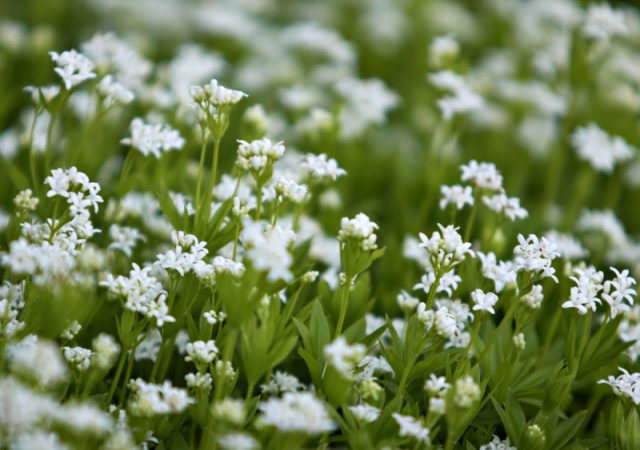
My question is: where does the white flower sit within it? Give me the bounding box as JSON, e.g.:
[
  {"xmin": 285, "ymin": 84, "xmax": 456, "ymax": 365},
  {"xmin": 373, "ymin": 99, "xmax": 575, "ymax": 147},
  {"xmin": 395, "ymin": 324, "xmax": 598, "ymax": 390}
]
[
  {"xmin": 24, "ymin": 85, "xmax": 60, "ymax": 106},
  {"xmin": 440, "ymin": 185, "xmax": 474, "ymax": 210},
  {"xmin": 236, "ymin": 138, "xmax": 286, "ymax": 172},
  {"xmin": 483, "ymin": 194, "xmax": 528, "ymax": 221},
  {"xmin": 63, "ymin": 346, "xmax": 93, "ymax": 371},
  {"xmin": 418, "ymin": 224, "xmax": 474, "ymax": 269},
  {"xmin": 460, "ymin": 160, "xmax": 503, "ymax": 191},
  {"xmin": 44, "ymin": 167, "xmax": 103, "ymax": 214},
  {"xmin": 219, "ymin": 433, "xmax": 257, "ymax": 450},
  {"xmin": 60, "ymin": 320, "xmax": 81, "ymax": 340},
  {"xmin": 242, "ymin": 220, "xmax": 295, "ymax": 282},
  {"xmin": 602, "ymin": 267, "xmax": 637, "ymax": 317},
  {"xmin": 336, "ymin": 77, "xmax": 398, "ymax": 139},
  {"xmin": 543, "ymin": 231, "xmax": 587, "ymax": 260},
  {"xmin": 212, "ymin": 399, "xmax": 245, "ymax": 424},
  {"xmin": 185, "ymin": 340, "xmax": 219, "ymax": 365},
  {"xmin": 513, "ymin": 333, "xmax": 526, "ymax": 351},
  {"xmin": 12, "ymin": 431, "xmax": 70, "ymax": 450},
  {"xmin": 598, "ymin": 367, "xmax": 640, "ymax": 404},
  {"xmin": 429, "ymin": 71, "xmax": 483, "ymax": 120},
  {"xmin": 521, "ymin": 284, "xmax": 544, "ymax": 309},
  {"xmin": 413, "ymin": 269, "xmax": 461, "ymax": 297},
  {"xmin": 200, "ymin": 78, "xmax": 247, "ymax": 106},
  {"xmin": 513, "ymin": 234, "xmax": 560, "ymax": 282},
  {"xmin": 9, "ymin": 336, "xmax": 67, "ymax": 386},
  {"xmin": 50, "ymin": 49, "xmax": 96, "ymax": 89},
  {"xmin": 261, "ymin": 371, "xmax": 305, "ymax": 395},
  {"xmin": 392, "ymin": 413, "xmax": 430, "ymax": 443},
  {"xmin": 397, "ymin": 290, "xmax": 420, "ymax": 312},
  {"xmin": 203, "ymin": 310, "xmax": 226, "ymax": 325},
  {"xmin": 429, "ymin": 397, "xmax": 446, "ymax": 416},
  {"xmin": 562, "ymin": 266, "xmax": 604, "ymax": 314},
  {"xmin": 583, "ymin": 4, "xmax": 628, "ymax": 42},
  {"xmin": 350, "ymin": 404, "xmax": 380, "ymax": 423},
  {"xmin": 424, "ymin": 373, "xmax": 451, "ymax": 397},
  {"xmin": 453, "ymin": 375, "xmax": 481, "ymax": 407},
  {"xmin": 258, "ymin": 392, "xmax": 335, "ymax": 433},
  {"xmin": 185, "ymin": 372, "xmax": 213, "ymax": 391},
  {"xmin": 92, "ymin": 333, "xmax": 120, "ymax": 369},
  {"xmin": 108, "ymin": 224, "xmax": 144, "ymax": 257},
  {"xmin": 98, "ymin": 75, "xmax": 134, "ymax": 107},
  {"xmin": 471, "ymin": 289, "xmax": 499, "ymax": 314},
  {"xmin": 339, "ymin": 213, "xmax": 379, "ymax": 252},
  {"xmin": 128, "ymin": 379, "xmax": 193, "ymax": 416},
  {"xmin": 100, "ymin": 263, "xmax": 174, "ymax": 327},
  {"xmin": 275, "ymin": 176, "xmax": 308, "ymax": 204},
  {"xmin": 121, "ymin": 118, "xmax": 185, "ymax": 158},
  {"xmin": 480, "ymin": 435, "xmax": 516, "ymax": 450},
  {"xmin": 301, "ymin": 153, "xmax": 346, "ymax": 181},
  {"xmin": 324, "ymin": 337, "xmax": 366, "ymax": 378},
  {"xmin": 577, "ymin": 209, "xmax": 627, "ymax": 247},
  {"xmin": 429, "ymin": 35, "xmax": 459, "ymax": 66},
  {"xmin": 476, "ymin": 251, "xmax": 516, "ymax": 293},
  {"xmin": 571, "ymin": 123, "xmax": 633, "ymax": 173}
]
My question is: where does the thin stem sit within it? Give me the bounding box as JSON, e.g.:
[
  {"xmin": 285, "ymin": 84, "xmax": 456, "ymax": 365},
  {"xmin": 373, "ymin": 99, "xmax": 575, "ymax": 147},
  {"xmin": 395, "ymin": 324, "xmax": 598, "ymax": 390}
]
[
  {"xmin": 232, "ymin": 221, "xmax": 240, "ymax": 261},
  {"xmin": 195, "ymin": 128, "xmax": 208, "ymax": 207},
  {"xmin": 425, "ymin": 271, "xmax": 443, "ymax": 311},
  {"xmin": 119, "ymin": 350, "xmax": 135, "ymax": 401},
  {"xmin": 105, "ymin": 348, "xmax": 128, "ymax": 407},
  {"xmin": 334, "ymin": 277, "xmax": 353, "ymax": 338},
  {"xmin": 463, "ymin": 191, "xmax": 480, "ymax": 242},
  {"xmin": 396, "ymin": 353, "xmax": 417, "ymax": 402},
  {"xmin": 477, "ymin": 301, "xmax": 517, "ymax": 365},
  {"xmin": 28, "ymin": 110, "xmax": 40, "ymax": 194},
  {"xmin": 255, "ymin": 187, "xmax": 263, "ymax": 220},
  {"xmin": 210, "ymin": 138, "xmax": 221, "ymax": 196}
]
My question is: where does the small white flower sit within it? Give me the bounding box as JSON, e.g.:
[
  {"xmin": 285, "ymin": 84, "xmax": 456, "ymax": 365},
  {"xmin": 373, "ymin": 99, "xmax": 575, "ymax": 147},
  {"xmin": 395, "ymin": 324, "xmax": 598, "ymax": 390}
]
[
  {"xmin": 349, "ymin": 404, "xmax": 380, "ymax": 423},
  {"xmin": 301, "ymin": 153, "xmax": 346, "ymax": 181},
  {"xmin": 418, "ymin": 224, "xmax": 474, "ymax": 269},
  {"xmin": 185, "ymin": 340, "xmax": 219, "ymax": 365},
  {"xmin": 339, "ymin": 213, "xmax": 379, "ymax": 252},
  {"xmin": 392, "ymin": 413, "xmax": 430, "ymax": 444},
  {"xmin": 424, "ymin": 373, "xmax": 450, "ymax": 397},
  {"xmin": 598, "ymin": 367, "xmax": 640, "ymax": 404},
  {"xmin": 121, "ymin": 118, "xmax": 185, "ymax": 158},
  {"xmin": 50, "ymin": 49, "xmax": 96, "ymax": 89},
  {"xmin": 201, "ymin": 78, "xmax": 247, "ymax": 107},
  {"xmin": 571, "ymin": 123, "xmax": 633, "ymax": 173},
  {"xmin": 63, "ymin": 346, "xmax": 93, "ymax": 372},
  {"xmin": 602, "ymin": 267, "xmax": 637, "ymax": 317},
  {"xmin": 513, "ymin": 234, "xmax": 560, "ymax": 282},
  {"xmin": 483, "ymin": 194, "xmax": 528, "ymax": 221},
  {"xmin": 471, "ymin": 289, "xmax": 499, "ymax": 315},
  {"xmin": 258, "ymin": 392, "xmax": 335, "ymax": 433},
  {"xmin": 324, "ymin": 337, "xmax": 366, "ymax": 378},
  {"xmin": 583, "ymin": 4, "xmax": 628, "ymax": 42},
  {"xmin": 521, "ymin": 284, "xmax": 544, "ymax": 309},
  {"xmin": 440, "ymin": 185, "xmax": 474, "ymax": 210},
  {"xmin": 453, "ymin": 375, "xmax": 481, "ymax": 407},
  {"xmin": 460, "ymin": 160, "xmax": 503, "ymax": 191}
]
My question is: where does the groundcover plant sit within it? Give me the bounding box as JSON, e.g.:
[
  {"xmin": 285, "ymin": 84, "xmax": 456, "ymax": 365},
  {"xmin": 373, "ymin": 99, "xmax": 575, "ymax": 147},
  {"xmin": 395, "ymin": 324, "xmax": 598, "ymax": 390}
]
[{"xmin": 2, "ymin": 0, "xmax": 640, "ymax": 449}]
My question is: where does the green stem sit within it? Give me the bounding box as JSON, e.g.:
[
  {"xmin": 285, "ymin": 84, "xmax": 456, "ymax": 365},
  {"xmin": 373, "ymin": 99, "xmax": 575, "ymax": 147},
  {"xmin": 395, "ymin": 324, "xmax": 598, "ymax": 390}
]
[
  {"xmin": 562, "ymin": 165, "xmax": 595, "ymax": 229},
  {"xmin": 477, "ymin": 301, "xmax": 517, "ymax": 365},
  {"xmin": 425, "ymin": 271, "xmax": 443, "ymax": 312},
  {"xmin": 195, "ymin": 128, "xmax": 208, "ymax": 207},
  {"xmin": 210, "ymin": 138, "xmax": 221, "ymax": 196},
  {"xmin": 334, "ymin": 276, "xmax": 353, "ymax": 338},
  {"xmin": 396, "ymin": 354, "xmax": 417, "ymax": 402},
  {"xmin": 255, "ymin": 187, "xmax": 263, "ymax": 220},
  {"xmin": 463, "ymin": 193, "xmax": 480, "ymax": 242},
  {"xmin": 119, "ymin": 350, "xmax": 135, "ymax": 402},
  {"xmin": 105, "ymin": 348, "xmax": 128, "ymax": 407}
]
